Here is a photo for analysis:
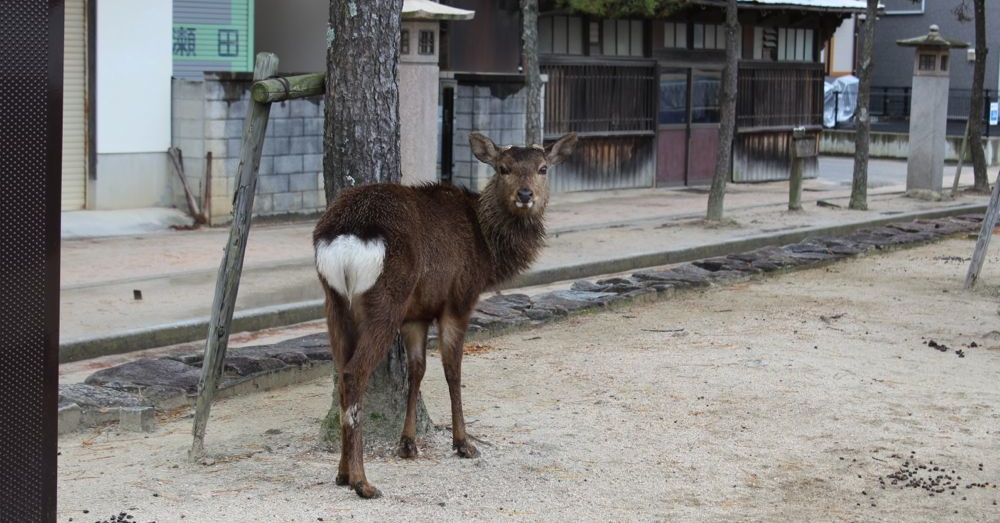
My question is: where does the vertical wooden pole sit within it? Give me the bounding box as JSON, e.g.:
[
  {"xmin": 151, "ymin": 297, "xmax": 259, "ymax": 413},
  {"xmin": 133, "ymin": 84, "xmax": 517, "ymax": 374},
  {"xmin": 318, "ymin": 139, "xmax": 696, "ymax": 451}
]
[
  {"xmin": 789, "ymin": 157, "xmax": 803, "ymax": 211},
  {"xmin": 964, "ymin": 177, "xmax": 1000, "ymax": 289},
  {"xmin": 190, "ymin": 53, "xmax": 278, "ymax": 460}
]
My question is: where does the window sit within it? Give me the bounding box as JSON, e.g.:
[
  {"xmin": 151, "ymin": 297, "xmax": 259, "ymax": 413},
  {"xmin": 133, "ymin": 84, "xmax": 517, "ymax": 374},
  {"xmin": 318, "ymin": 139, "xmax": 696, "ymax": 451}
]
[
  {"xmin": 601, "ymin": 19, "xmax": 644, "ymax": 57},
  {"xmin": 538, "ymin": 15, "xmax": 584, "ymax": 55},
  {"xmin": 658, "ymin": 70, "xmax": 688, "ymax": 125},
  {"xmin": 693, "ymin": 23, "xmax": 726, "ymax": 50},
  {"xmin": 691, "ymin": 70, "xmax": 721, "ymax": 123},
  {"xmin": 663, "ymin": 21, "xmax": 687, "ymax": 49},
  {"xmin": 418, "ymin": 30, "xmax": 434, "ymax": 55},
  {"xmin": 400, "ymin": 29, "xmax": 410, "ymax": 55},
  {"xmin": 882, "ymin": 0, "xmax": 924, "ymax": 15},
  {"xmin": 918, "ymin": 53, "xmax": 936, "ymax": 71},
  {"xmin": 754, "ymin": 27, "xmax": 814, "ymax": 61},
  {"xmin": 940, "ymin": 54, "xmax": 949, "ymax": 71}
]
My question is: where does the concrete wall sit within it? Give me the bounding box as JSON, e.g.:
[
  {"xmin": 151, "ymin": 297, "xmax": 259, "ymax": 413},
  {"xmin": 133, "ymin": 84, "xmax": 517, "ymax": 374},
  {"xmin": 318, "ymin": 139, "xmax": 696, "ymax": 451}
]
[
  {"xmin": 819, "ymin": 129, "xmax": 1000, "ymax": 165},
  {"xmin": 93, "ymin": 0, "xmax": 173, "ymax": 209},
  {"xmin": 871, "ymin": 5, "xmax": 1000, "ymax": 92},
  {"xmin": 451, "ymin": 79, "xmax": 528, "ymax": 191},
  {"xmin": 171, "ymin": 75, "xmax": 325, "ymax": 224}
]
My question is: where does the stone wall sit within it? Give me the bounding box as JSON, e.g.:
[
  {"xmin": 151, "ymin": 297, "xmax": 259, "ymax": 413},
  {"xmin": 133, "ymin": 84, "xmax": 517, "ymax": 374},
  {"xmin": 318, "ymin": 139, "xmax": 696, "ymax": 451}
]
[
  {"xmin": 171, "ymin": 74, "xmax": 325, "ymax": 225},
  {"xmin": 451, "ymin": 78, "xmax": 529, "ymax": 191}
]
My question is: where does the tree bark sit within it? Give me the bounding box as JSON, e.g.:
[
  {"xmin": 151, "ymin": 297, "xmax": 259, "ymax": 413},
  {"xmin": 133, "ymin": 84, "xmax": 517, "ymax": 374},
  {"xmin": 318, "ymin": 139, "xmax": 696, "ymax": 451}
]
[
  {"xmin": 705, "ymin": 0, "xmax": 738, "ymax": 222},
  {"xmin": 521, "ymin": 0, "xmax": 542, "ymax": 145},
  {"xmin": 849, "ymin": 0, "xmax": 877, "ymax": 210},
  {"xmin": 968, "ymin": 0, "xmax": 990, "ymax": 193},
  {"xmin": 321, "ymin": 0, "xmax": 432, "ymax": 445}
]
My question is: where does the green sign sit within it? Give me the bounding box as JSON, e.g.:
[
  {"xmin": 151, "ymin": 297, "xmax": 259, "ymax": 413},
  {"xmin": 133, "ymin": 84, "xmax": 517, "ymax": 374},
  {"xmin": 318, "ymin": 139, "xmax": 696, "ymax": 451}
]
[{"xmin": 173, "ymin": 0, "xmax": 253, "ymax": 74}]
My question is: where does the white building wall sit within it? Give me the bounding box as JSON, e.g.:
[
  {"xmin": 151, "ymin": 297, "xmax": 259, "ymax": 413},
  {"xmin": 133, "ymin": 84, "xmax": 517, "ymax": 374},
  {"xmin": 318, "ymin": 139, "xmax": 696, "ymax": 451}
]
[
  {"xmin": 828, "ymin": 16, "xmax": 855, "ymax": 77},
  {"xmin": 93, "ymin": 0, "xmax": 173, "ymax": 209}
]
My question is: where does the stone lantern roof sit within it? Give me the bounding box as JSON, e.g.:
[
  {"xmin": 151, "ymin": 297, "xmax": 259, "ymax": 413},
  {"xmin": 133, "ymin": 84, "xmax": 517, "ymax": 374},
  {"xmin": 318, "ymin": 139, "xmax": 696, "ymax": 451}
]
[
  {"xmin": 896, "ymin": 25, "xmax": 968, "ymax": 49},
  {"xmin": 402, "ymin": 0, "xmax": 475, "ymax": 21}
]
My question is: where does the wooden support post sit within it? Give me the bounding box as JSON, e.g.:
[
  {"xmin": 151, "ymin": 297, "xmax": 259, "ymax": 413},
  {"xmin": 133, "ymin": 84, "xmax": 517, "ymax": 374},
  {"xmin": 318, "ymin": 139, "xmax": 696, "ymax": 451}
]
[
  {"xmin": 789, "ymin": 158, "xmax": 803, "ymax": 211},
  {"xmin": 251, "ymin": 73, "xmax": 324, "ymax": 103},
  {"xmin": 964, "ymin": 177, "xmax": 1000, "ymax": 289},
  {"xmin": 951, "ymin": 119, "xmax": 971, "ymax": 197},
  {"xmin": 190, "ymin": 52, "xmax": 279, "ymax": 460},
  {"xmin": 789, "ymin": 127, "xmax": 814, "ymax": 211}
]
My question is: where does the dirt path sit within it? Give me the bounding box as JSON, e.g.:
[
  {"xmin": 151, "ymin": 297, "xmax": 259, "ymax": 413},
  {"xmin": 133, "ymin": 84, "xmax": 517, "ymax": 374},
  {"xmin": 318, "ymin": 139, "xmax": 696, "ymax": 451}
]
[{"xmin": 58, "ymin": 237, "xmax": 1000, "ymax": 522}]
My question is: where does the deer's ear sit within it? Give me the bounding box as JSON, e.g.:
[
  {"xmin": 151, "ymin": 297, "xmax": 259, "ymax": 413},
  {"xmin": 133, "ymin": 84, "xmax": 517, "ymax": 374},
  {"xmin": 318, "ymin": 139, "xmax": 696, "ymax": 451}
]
[
  {"xmin": 469, "ymin": 132, "xmax": 499, "ymax": 164},
  {"xmin": 546, "ymin": 133, "xmax": 578, "ymax": 166}
]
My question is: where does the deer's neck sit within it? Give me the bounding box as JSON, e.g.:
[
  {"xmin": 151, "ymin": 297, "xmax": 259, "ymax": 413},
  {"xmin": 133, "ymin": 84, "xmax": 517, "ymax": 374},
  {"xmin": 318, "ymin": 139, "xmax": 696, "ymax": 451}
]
[{"xmin": 476, "ymin": 181, "xmax": 546, "ymax": 285}]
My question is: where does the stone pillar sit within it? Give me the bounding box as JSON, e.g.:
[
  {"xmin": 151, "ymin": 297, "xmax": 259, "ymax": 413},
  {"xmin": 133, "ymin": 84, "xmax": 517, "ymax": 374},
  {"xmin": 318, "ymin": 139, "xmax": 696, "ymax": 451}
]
[{"xmin": 898, "ymin": 25, "xmax": 968, "ymax": 197}]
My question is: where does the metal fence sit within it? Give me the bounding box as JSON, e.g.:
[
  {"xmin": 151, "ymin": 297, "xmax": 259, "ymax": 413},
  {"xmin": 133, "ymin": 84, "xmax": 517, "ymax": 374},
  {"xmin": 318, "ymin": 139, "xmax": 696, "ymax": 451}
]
[
  {"xmin": 541, "ymin": 61, "xmax": 657, "ymax": 137},
  {"xmin": 830, "ymin": 86, "xmax": 998, "ymax": 136}
]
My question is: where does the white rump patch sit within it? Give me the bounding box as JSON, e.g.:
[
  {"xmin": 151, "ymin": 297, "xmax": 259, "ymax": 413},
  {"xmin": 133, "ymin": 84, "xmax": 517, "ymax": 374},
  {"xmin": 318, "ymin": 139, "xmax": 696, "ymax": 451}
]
[{"xmin": 315, "ymin": 235, "xmax": 386, "ymax": 306}]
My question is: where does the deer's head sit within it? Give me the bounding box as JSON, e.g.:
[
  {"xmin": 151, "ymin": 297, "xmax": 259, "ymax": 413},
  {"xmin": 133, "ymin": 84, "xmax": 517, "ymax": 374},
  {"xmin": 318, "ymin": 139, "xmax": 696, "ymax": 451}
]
[{"xmin": 469, "ymin": 132, "xmax": 578, "ymax": 217}]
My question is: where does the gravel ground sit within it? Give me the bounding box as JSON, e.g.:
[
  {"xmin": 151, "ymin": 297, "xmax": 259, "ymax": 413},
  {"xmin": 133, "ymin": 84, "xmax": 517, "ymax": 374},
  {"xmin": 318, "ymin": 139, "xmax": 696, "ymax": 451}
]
[{"xmin": 58, "ymin": 237, "xmax": 1000, "ymax": 522}]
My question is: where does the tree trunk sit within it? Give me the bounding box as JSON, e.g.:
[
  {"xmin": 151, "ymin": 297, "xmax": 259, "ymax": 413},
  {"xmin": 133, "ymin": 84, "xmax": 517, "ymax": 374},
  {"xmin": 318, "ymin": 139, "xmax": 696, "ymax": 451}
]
[
  {"xmin": 521, "ymin": 0, "xmax": 542, "ymax": 145},
  {"xmin": 968, "ymin": 0, "xmax": 990, "ymax": 193},
  {"xmin": 705, "ymin": 0, "xmax": 738, "ymax": 222},
  {"xmin": 849, "ymin": 0, "xmax": 877, "ymax": 210},
  {"xmin": 321, "ymin": 0, "xmax": 432, "ymax": 445}
]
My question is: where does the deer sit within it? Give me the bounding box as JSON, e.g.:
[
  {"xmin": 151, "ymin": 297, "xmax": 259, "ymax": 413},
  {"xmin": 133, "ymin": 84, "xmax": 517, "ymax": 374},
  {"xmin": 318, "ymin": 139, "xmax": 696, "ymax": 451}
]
[{"xmin": 312, "ymin": 132, "xmax": 577, "ymax": 498}]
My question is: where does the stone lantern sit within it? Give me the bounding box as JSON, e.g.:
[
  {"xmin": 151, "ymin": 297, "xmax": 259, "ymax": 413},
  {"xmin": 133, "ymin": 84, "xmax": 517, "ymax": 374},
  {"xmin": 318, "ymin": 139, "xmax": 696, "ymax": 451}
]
[
  {"xmin": 897, "ymin": 25, "xmax": 968, "ymax": 197},
  {"xmin": 399, "ymin": 0, "xmax": 474, "ymax": 186}
]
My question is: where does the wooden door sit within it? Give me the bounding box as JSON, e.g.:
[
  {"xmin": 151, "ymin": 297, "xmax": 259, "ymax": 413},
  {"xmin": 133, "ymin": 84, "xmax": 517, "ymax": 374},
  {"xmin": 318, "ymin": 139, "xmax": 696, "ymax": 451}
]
[{"xmin": 686, "ymin": 69, "xmax": 722, "ymax": 185}]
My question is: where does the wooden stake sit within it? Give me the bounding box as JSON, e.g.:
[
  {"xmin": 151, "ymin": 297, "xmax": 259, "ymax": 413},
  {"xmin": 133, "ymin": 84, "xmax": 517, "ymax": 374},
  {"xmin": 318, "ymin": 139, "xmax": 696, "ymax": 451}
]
[
  {"xmin": 965, "ymin": 177, "xmax": 1000, "ymax": 289},
  {"xmin": 190, "ymin": 52, "xmax": 278, "ymax": 460}
]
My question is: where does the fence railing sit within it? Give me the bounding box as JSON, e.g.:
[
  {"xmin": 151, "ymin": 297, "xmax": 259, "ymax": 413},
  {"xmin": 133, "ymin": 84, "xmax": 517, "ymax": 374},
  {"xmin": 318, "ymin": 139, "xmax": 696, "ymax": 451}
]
[
  {"xmin": 541, "ymin": 62, "xmax": 657, "ymax": 137},
  {"xmin": 832, "ymin": 86, "xmax": 997, "ymax": 136},
  {"xmin": 736, "ymin": 62, "xmax": 825, "ymax": 130}
]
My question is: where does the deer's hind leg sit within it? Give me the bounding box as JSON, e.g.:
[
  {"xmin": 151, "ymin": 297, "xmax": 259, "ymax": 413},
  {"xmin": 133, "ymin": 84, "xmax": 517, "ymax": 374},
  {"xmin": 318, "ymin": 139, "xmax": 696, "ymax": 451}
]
[
  {"xmin": 398, "ymin": 320, "xmax": 429, "ymax": 458},
  {"xmin": 323, "ymin": 288, "xmax": 354, "ymax": 487}
]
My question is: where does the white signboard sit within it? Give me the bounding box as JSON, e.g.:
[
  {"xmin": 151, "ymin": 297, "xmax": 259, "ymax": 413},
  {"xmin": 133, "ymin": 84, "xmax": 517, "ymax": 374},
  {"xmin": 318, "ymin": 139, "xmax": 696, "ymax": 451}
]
[{"xmin": 990, "ymin": 102, "xmax": 999, "ymax": 126}]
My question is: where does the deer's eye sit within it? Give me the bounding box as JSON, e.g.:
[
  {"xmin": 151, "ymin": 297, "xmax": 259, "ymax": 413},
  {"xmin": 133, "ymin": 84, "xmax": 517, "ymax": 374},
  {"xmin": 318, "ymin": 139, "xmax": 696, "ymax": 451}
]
[
  {"xmin": 539, "ymin": 165, "xmax": 548, "ymax": 175},
  {"xmin": 498, "ymin": 165, "xmax": 510, "ymax": 175}
]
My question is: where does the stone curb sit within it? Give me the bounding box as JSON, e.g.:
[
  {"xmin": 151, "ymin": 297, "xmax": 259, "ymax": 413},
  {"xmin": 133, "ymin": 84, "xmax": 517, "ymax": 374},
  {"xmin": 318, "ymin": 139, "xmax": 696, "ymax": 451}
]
[
  {"xmin": 57, "ymin": 213, "xmax": 985, "ymax": 434},
  {"xmin": 59, "ymin": 203, "xmax": 986, "ymax": 363}
]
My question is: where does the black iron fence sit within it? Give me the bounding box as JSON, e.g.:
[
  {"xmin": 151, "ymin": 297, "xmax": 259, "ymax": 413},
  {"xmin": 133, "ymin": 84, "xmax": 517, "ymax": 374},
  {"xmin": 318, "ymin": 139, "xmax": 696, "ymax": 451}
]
[{"xmin": 830, "ymin": 86, "xmax": 998, "ymax": 136}]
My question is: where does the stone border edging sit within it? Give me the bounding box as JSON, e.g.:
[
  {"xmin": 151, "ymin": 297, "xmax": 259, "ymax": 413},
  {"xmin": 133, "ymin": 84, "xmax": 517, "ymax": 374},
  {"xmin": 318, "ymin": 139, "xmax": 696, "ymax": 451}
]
[{"xmin": 57, "ymin": 213, "xmax": 986, "ymax": 434}]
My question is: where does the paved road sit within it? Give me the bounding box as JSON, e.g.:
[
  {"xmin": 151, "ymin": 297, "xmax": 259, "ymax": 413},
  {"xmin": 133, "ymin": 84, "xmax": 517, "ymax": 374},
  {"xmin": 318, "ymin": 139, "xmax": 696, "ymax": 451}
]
[{"xmin": 817, "ymin": 156, "xmax": 908, "ymax": 189}]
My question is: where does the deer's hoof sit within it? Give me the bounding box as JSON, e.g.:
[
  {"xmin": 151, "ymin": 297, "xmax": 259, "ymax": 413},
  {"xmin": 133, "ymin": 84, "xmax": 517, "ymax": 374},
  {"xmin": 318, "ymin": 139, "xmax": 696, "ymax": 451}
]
[
  {"xmin": 335, "ymin": 472, "xmax": 350, "ymax": 486},
  {"xmin": 397, "ymin": 436, "xmax": 419, "ymax": 459},
  {"xmin": 454, "ymin": 440, "xmax": 480, "ymax": 459},
  {"xmin": 353, "ymin": 481, "xmax": 382, "ymax": 499}
]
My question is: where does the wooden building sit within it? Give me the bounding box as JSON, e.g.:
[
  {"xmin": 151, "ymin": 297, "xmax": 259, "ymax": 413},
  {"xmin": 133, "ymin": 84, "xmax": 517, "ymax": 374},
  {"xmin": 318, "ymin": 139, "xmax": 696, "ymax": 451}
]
[{"xmin": 440, "ymin": 0, "xmax": 865, "ymax": 190}]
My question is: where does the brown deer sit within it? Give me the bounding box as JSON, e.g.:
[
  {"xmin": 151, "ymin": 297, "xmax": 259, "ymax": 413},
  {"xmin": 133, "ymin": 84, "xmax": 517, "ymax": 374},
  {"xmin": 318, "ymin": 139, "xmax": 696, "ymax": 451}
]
[{"xmin": 312, "ymin": 132, "xmax": 577, "ymax": 498}]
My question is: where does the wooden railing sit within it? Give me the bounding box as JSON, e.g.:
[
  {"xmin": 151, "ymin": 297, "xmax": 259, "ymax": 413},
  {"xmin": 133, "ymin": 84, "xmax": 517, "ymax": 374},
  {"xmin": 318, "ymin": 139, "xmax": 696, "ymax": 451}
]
[
  {"xmin": 541, "ymin": 62, "xmax": 657, "ymax": 138},
  {"xmin": 736, "ymin": 62, "xmax": 824, "ymax": 130}
]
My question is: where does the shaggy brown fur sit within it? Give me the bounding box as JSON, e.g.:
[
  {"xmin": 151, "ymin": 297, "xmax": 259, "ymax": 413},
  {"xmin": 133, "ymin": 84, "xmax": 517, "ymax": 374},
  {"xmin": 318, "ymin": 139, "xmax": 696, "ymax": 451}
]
[{"xmin": 312, "ymin": 132, "xmax": 577, "ymax": 498}]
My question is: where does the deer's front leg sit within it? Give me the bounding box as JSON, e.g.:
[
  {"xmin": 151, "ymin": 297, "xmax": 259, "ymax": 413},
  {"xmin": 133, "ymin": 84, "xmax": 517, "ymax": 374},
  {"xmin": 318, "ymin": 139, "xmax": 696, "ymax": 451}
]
[{"xmin": 438, "ymin": 311, "xmax": 479, "ymax": 458}]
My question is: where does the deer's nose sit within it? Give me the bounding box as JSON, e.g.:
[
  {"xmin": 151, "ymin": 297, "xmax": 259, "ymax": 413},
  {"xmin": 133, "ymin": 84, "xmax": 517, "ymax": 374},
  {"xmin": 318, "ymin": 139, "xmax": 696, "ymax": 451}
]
[{"xmin": 516, "ymin": 188, "xmax": 534, "ymax": 203}]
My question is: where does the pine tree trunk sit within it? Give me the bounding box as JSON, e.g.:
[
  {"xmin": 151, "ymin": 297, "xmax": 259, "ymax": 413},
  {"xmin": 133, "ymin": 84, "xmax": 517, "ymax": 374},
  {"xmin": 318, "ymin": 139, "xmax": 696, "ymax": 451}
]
[
  {"xmin": 706, "ymin": 0, "xmax": 738, "ymax": 222},
  {"xmin": 321, "ymin": 0, "xmax": 432, "ymax": 445},
  {"xmin": 968, "ymin": 0, "xmax": 990, "ymax": 193},
  {"xmin": 521, "ymin": 0, "xmax": 542, "ymax": 145},
  {"xmin": 849, "ymin": 0, "xmax": 877, "ymax": 210}
]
